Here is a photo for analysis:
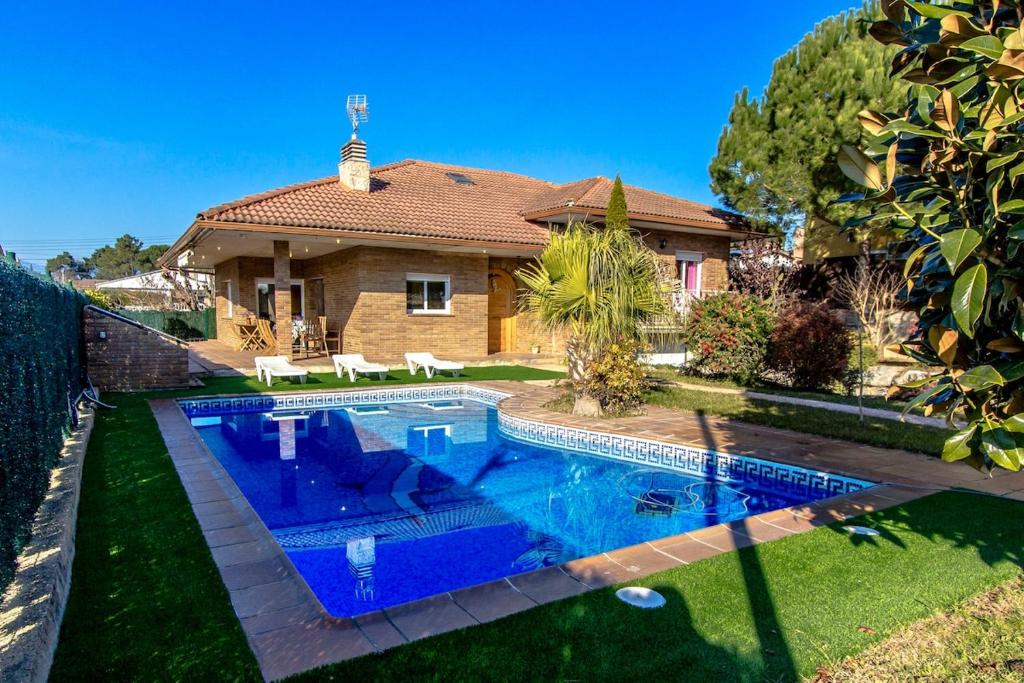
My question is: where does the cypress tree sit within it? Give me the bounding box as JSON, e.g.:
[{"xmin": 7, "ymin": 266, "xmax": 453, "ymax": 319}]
[
  {"xmin": 605, "ymin": 175, "xmax": 629, "ymax": 231},
  {"xmin": 708, "ymin": 1, "xmax": 906, "ymax": 236}
]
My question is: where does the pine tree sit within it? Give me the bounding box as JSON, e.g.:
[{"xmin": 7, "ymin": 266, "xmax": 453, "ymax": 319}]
[
  {"xmin": 605, "ymin": 175, "xmax": 629, "ymax": 231},
  {"xmin": 709, "ymin": 1, "xmax": 906, "ymax": 236}
]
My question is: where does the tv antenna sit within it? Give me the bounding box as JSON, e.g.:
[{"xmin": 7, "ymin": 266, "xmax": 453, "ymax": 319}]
[{"xmin": 346, "ymin": 94, "xmax": 369, "ymax": 139}]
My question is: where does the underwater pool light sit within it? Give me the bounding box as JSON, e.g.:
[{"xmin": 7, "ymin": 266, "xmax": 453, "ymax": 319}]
[{"xmin": 615, "ymin": 587, "xmax": 666, "ymax": 609}]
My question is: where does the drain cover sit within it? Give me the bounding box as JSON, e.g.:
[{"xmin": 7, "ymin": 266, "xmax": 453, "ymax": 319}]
[
  {"xmin": 842, "ymin": 525, "xmax": 880, "ymax": 536},
  {"xmin": 615, "ymin": 587, "xmax": 666, "ymax": 609}
]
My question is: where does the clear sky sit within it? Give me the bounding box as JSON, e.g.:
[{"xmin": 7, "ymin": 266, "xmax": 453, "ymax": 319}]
[{"xmin": 1, "ymin": 1, "xmax": 859, "ymax": 266}]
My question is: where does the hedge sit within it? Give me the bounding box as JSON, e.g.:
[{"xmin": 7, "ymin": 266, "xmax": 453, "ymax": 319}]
[
  {"xmin": 116, "ymin": 308, "xmax": 216, "ymax": 341},
  {"xmin": 0, "ymin": 257, "xmax": 85, "ymax": 591}
]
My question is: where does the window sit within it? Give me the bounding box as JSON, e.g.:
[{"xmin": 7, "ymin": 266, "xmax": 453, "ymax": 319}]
[
  {"xmin": 224, "ymin": 280, "xmax": 233, "ymax": 319},
  {"xmin": 676, "ymin": 252, "xmax": 703, "ymax": 294},
  {"xmin": 445, "ymin": 171, "xmax": 475, "ymax": 185},
  {"xmin": 256, "ymin": 278, "xmax": 304, "ymax": 320},
  {"xmin": 406, "ymin": 273, "xmax": 451, "ymax": 314}
]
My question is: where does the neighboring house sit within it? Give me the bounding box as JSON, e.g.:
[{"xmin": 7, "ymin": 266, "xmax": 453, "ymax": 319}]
[
  {"xmin": 96, "ymin": 270, "xmax": 213, "ymax": 309},
  {"xmin": 68, "ymin": 278, "xmax": 107, "ymax": 291},
  {"xmin": 795, "ymin": 218, "xmax": 895, "ymax": 268},
  {"xmin": 157, "ymin": 136, "xmax": 753, "ymax": 359}
]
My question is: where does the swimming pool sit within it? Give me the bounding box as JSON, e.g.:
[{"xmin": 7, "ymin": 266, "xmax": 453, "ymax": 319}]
[{"xmin": 181, "ymin": 387, "xmax": 872, "ymax": 617}]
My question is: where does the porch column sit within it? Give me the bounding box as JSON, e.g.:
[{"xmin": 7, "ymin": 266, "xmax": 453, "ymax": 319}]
[{"xmin": 273, "ymin": 240, "xmax": 293, "ymax": 359}]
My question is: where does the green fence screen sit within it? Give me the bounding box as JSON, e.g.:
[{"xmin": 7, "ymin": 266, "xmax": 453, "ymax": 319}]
[
  {"xmin": 0, "ymin": 258, "xmax": 85, "ymax": 591},
  {"xmin": 116, "ymin": 308, "xmax": 216, "ymax": 341}
]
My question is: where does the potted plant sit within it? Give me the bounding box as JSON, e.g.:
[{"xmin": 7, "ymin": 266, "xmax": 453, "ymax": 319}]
[{"xmin": 530, "ymin": 340, "xmax": 541, "ymax": 354}]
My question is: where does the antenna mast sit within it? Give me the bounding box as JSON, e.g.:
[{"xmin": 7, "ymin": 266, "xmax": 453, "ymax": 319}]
[{"xmin": 346, "ymin": 94, "xmax": 369, "ymax": 140}]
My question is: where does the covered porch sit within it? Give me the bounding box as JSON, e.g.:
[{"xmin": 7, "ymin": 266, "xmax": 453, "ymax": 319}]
[{"xmin": 177, "ymin": 229, "xmax": 550, "ymax": 362}]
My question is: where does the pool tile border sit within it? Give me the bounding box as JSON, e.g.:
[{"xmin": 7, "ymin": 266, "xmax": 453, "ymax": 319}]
[{"xmin": 151, "ymin": 384, "xmax": 926, "ymax": 681}]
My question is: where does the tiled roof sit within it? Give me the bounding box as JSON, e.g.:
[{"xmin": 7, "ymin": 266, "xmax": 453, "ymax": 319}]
[
  {"xmin": 521, "ymin": 176, "xmax": 748, "ymax": 229},
  {"xmin": 196, "ymin": 160, "xmax": 747, "ymax": 245}
]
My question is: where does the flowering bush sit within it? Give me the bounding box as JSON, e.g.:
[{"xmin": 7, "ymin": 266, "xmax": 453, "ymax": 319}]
[
  {"xmin": 767, "ymin": 301, "xmax": 851, "ymax": 391},
  {"xmin": 82, "ymin": 288, "xmax": 114, "ymax": 309},
  {"xmin": 680, "ymin": 293, "xmax": 775, "ymax": 385},
  {"xmin": 576, "ymin": 339, "xmax": 649, "ymax": 416}
]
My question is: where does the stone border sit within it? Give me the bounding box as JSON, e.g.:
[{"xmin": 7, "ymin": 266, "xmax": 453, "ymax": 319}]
[
  {"xmin": 0, "ymin": 406, "xmax": 95, "ymax": 683},
  {"xmin": 151, "ymin": 385, "xmax": 930, "ymax": 681}
]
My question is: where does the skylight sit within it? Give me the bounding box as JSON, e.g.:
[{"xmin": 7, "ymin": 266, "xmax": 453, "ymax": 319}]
[{"xmin": 445, "ymin": 171, "xmax": 475, "ymax": 186}]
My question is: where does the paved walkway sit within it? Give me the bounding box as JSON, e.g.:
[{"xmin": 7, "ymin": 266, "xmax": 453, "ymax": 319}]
[{"xmin": 672, "ymin": 381, "xmax": 950, "ymax": 429}]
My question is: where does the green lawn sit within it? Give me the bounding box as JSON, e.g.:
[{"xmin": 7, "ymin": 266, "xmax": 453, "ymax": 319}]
[
  {"xmin": 182, "ymin": 364, "xmax": 564, "ymax": 397},
  {"xmin": 50, "ymin": 372, "xmax": 1020, "ymax": 681},
  {"xmin": 646, "ymin": 366, "xmax": 912, "ymax": 412},
  {"xmin": 645, "ymin": 385, "xmax": 951, "ymax": 456}
]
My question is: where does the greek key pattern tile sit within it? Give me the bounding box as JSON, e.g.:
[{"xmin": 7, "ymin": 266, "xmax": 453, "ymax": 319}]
[
  {"xmin": 496, "ymin": 412, "xmax": 873, "ymax": 498},
  {"xmin": 179, "ymin": 384, "xmax": 511, "ymax": 416}
]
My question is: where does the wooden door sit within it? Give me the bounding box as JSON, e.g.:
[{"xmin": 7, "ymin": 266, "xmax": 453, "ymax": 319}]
[{"xmin": 487, "ymin": 270, "xmax": 516, "ymax": 354}]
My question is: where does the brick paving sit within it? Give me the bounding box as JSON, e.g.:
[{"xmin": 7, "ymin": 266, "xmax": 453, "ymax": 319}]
[{"xmin": 150, "ymin": 381, "xmax": 1024, "ymax": 680}]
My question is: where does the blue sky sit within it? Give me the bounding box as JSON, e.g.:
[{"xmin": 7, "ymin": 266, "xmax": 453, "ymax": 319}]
[{"xmin": 1, "ymin": 1, "xmax": 859, "ymax": 265}]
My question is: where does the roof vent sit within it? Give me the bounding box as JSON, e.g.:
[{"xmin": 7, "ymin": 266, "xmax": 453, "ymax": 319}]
[{"xmin": 446, "ymin": 171, "xmax": 475, "ymax": 186}]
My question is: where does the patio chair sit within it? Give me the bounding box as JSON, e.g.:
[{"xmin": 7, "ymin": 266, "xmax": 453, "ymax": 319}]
[
  {"xmin": 302, "ymin": 318, "xmax": 326, "ymax": 358},
  {"xmin": 255, "ymin": 318, "xmax": 276, "ymax": 350},
  {"xmin": 319, "ymin": 316, "xmax": 341, "ymax": 354},
  {"xmin": 254, "ymin": 355, "xmax": 309, "ymax": 386},
  {"xmin": 405, "ymin": 352, "xmax": 465, "ymax": 379},
  {"xmin": 332, "ymin": 354, "xmax": 389, "ymax": 382}
]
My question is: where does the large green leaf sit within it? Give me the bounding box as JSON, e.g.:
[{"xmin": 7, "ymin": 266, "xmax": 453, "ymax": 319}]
[
  {"xmin": 906, "ymin": 1, "xmax": 972, "ymax": 19},
  {"xmin": 938, "ymin": 229, "xmax": 982, "ymax": 273},
  {"xmin": 1000, "ymin": 198, "xmax": 1024, "ymax": 213},
  {"xmin": 837, "ymin": 145, "xmax": 884, "ymax": 190},
  {"xmin": 941, "ymin": 425, "xmax": 976, "ymax": 462},
  {"xmin": 957, "ymin": 364, "xmax": 1005, "ymax": 392},
  {"xmin": 959, "ymin": 35, "xmax": 1007, "ymax": 59},
  {"xmin": 951, "ymin": 264, "xmax": 987, "ymax": 336},
  {"xmin": 980, "ymin": 426, "xmax": 1023, "ymax": 471}
]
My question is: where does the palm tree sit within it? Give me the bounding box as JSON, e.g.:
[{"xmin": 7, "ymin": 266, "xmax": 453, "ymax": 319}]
[{"xmin": 517, "ymin": 220, "xmax": 672, "ymax": 416}]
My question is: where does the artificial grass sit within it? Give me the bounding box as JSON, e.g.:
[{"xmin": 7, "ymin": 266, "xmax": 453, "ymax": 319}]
[
  {"xmin": 48, "ymin": 391, "xmax": 262, "ymax": 681},
  {"xmin": 50, "ymin": 372, "xmax": 1020, "ymax": 681},
  {"xmin": 645, "ymin": 385, "xmax": 950, "ymax": 456},
  {"xmin": 299, "ymin": 493, "xmax": 1022, "ymax": 681},
  {"xmin": 823, "ymin": 577, "xmax": 1024, "ymax": 682}
]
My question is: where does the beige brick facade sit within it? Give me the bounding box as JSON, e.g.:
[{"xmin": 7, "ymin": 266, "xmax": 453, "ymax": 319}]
[{"xmin": 211, "ymin": 229, "xmax": 732, "ymax": 360}]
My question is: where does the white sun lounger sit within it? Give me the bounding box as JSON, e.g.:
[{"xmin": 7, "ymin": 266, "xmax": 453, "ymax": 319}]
[
  {"xmin": 333, "ymin": 354, "xmax": 389, "ymax": 382},
  {"xmin": 405, "ymin": 352, "xmax": 465, "ymax": 379},
  {"xmin": 254, "ymin": 355, "xmax": 309, "ymax": 386}
]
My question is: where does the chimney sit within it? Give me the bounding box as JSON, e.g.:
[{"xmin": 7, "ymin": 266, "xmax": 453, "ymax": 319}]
[{"xmin": 338, "ymin": 136, "xmax": 370, "ymax": 191}]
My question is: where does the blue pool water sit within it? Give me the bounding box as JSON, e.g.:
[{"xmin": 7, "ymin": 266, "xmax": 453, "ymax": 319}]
[{"xmin": 187, "ymin": 398, "xmax": 865, "ymax": 617}]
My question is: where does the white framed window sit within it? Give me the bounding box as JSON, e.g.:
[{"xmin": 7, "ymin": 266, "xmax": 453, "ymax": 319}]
[
  {"xmin": 676, "ymin": 251, "xmax": 703, "ymax": 294},
  {"xmin": 255, "ymin": 278, "xmax": 305, "ymax": 320},
  {"xmin": 406, "ymin": 273, "xmax": 451, "ymax": 314},
  {"xmin": 224, "ymin": 280, "xmax": 233, "ymax": 319}
]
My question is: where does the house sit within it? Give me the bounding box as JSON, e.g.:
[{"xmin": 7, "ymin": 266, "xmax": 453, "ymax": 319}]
[
  {"xmin": 157, "ymin": 135, "xmax": 753, "ymax": 359},
  {"xmin": 96, "ymin": 270, "xmax": 213, "ymax": 309}
]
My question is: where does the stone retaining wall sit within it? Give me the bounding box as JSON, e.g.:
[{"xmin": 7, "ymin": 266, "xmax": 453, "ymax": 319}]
[{"xmin": 0, "ymin": 407, "xmax": 95, "ymax": 682}]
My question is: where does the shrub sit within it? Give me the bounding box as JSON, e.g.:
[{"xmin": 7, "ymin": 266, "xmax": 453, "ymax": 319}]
[
  {"xmin": 576, "ymin": 339, "xmax": 648, "ymax": 416},
  {"xmin": 680, "ymin": 293, "xmax": 775, "ymax": 385},
  {"xmin": 0, "ymin": 260, "xmax": 85, "ymax": 592},
  {"xmin": 82, "ymin": 288, "xmax": 114, "ymax": 309},
  {"xmin": 768, "ymin": 301, "xmax": 851, "ymax": 391}
]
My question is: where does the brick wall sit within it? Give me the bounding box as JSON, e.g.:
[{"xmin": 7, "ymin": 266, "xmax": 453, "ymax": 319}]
[
  {"xmin": 639, "ymin": 229, "xmax": 732, "ymax": 292},
  {"xmin": 84, "ymin": 308, "xmax": 189, "ymax": 390},
  {"xmin": 304, "ymin": 246, "xmax": 489, "ymax": 360}
]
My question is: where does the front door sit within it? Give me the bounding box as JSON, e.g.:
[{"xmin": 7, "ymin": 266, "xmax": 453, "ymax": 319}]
[{"xmin": 487, "ymin": 270, "xmax": 516, "ymax": 354}]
